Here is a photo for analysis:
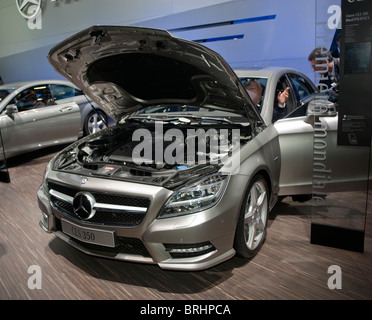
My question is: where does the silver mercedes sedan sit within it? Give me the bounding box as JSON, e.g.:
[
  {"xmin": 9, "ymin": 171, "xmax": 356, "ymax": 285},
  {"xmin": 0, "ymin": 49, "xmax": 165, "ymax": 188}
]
[
  {"xmin": 0, "ymin": 80, "xmax": 108, "ymax": 158},
  {"xmin": 37, "ymin": 26, "xmax": 362, "ymax": 271}
]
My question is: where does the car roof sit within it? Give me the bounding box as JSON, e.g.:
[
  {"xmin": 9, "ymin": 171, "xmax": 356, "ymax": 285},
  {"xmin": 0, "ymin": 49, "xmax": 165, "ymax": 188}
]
[
  {"xmin": 0, "ymin": 79, "xmax": 76, "ymax": 90},
  {"xmin": 234, "ymin": 66, "xmax": 302, "ymax": 78}
]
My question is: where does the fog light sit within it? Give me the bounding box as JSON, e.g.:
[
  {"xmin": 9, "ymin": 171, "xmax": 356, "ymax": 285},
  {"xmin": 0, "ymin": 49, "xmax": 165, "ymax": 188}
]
[{"xmin": 164, "ymin": 242, "xmax": 215, "ymax": 258}]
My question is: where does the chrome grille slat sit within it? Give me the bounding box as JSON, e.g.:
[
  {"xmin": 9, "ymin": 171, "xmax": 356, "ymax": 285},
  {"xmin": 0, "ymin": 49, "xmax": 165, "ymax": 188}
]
[
  {"xmin": 50, "ymin": 189, "xmax": 73, "ymax": 204},
  {"xmin": 94, "ymin": 202, "xmax": 147, "ymax": 213}
]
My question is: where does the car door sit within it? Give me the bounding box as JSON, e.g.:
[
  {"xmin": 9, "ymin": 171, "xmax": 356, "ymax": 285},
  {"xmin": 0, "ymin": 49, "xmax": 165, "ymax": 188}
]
[
  {"xmin": 275, "ymin": 73, "xmax": 370, "ymax": 196},
  {"xmin": 313, "ymin": 113, "xmax": 370, "ymax": 193},
  {"xmin": 50, "ymin": 83, "xmax": 107, "ymax": 136},
  {"xmin": 0, "ymin": 84, "xmax": 81, "ymax": 157}
]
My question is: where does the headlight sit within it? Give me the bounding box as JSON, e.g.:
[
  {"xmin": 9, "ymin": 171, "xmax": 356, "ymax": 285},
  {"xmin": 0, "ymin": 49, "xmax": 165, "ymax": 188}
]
[{"xmin": 158, "ymin": 174, "xmax": 229, "ymax": 219}]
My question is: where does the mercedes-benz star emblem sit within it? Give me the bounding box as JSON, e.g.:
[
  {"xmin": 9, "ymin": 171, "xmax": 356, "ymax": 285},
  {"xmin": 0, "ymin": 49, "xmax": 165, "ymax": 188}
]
[
  {"xmin": 72, "ymin": 192, "xmax": 96, "ymax": 220},
  {"xmin": 16, "ymin": 0, "xmax": 42, "ymax": 20}
]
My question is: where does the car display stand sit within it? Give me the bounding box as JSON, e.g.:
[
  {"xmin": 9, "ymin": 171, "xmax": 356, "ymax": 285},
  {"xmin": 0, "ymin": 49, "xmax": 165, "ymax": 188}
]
[
  {"xmin": 310, "ymin": 192, "xmax": 367, "ymax": 252},
  {"xmin": 310, "ymin": 0, "xmax": 370, "ymax": 253}
]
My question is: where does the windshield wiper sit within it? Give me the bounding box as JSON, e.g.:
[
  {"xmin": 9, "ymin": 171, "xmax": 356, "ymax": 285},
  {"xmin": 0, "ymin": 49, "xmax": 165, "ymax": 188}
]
[
  {"xmin": 198, "ymin": 116, "xmax": 251, "ymax": 127},
  {"xmin": 131, "ymin": 114, "xmax": 251, "ymax": 126},
  {"xmin": 130, "ymin": 115, "xmax": 181, "ymax": 122}
]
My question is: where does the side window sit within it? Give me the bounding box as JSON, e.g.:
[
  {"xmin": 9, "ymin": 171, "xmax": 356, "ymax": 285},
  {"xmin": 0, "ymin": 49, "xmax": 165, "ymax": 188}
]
[
  {"xmin": 75, "ymin": 88, "xmax": 84, "ymax": 96},
  {"xmin": 282, "ymin": 74, "xmax": 316, "ymax": 119},
  {"xmin": 14, "ymin": 85, "xmax": 53, "ymax": 112},
  {"xmin": 284, "ymin": 103, "xmax": 309, "ymax": 119},
  {"xmin": 50, "ymin": 84, "xmax": 83, "ymax": 101},
  {"xmin": 288, "ymin": 74, "xmax": 315, "ymax": 102},
  {"xmin": 273, "ymin": 76, "xmax": 294, "ymax": 122},
  {"xmin": 0, "ymin": 89, "xmax": 12, "ymax": 103}
]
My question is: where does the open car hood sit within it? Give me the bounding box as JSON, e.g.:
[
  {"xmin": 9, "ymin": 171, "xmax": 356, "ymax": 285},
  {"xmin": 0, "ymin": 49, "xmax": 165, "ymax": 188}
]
[{"xmin": 48, "ymin": 25, "xmax": 258, "ymax": 121}]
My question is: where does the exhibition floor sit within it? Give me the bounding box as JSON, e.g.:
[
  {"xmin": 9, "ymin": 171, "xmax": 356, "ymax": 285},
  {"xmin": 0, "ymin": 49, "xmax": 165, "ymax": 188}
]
[{"xmin": 1, "ymin": 145, "xmax": 372, "ymax": 300}]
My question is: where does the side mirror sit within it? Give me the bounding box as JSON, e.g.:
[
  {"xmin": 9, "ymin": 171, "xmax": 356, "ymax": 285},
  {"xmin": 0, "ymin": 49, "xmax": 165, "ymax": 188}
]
[
  {"xmin": 304, "ymin": 98, "xmax": 337, "ymax": 125},
  {"xmin": 5, "ymin": 104, "xmax": 18, "ymax": 115},
  {"xmin": 306, "ymin": 99, "xmax": 337, "ymax": 117}
]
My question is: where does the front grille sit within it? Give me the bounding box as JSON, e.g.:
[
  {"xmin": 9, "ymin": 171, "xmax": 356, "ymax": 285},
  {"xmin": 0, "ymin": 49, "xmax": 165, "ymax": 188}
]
[
  {"xmin": 55, "ymin": 218, "xmax": 150, "ymax": 257},
  {"xmin": 49, "ymin": 182, "xmax": 150, "ymax": 226}
]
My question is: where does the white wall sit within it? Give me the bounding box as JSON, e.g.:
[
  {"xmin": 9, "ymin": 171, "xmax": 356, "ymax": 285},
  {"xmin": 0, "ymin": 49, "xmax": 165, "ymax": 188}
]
[{"xmin": 0, "ymin": 0, "xmax": 339, "ymax": 84}]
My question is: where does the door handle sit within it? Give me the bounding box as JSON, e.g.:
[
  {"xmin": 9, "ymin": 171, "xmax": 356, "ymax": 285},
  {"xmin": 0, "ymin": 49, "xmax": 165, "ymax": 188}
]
[{"xmin": 59, "ymin": 106, "xmax": 73, "ymax": 112}]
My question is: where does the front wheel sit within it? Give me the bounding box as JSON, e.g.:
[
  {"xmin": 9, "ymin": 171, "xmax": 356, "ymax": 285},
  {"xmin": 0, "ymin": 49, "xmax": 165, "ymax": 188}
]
[
  {"xmin": 84, "ymin": 110, "xmax": 107, "ymax": 136},
  {"xmin": 234, "ymin": 175, "xmax": 269, "ymax": 259}
]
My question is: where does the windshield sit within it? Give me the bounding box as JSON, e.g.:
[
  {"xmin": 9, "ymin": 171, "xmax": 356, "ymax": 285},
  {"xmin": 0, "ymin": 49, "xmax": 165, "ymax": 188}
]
[{"xmin": 0, "ymin": 88, "xmax": 15, "ymax": 103}]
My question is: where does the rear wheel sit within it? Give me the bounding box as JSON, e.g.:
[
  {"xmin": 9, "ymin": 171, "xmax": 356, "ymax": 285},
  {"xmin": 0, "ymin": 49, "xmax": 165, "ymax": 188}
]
[
  {"xmin": 234, "ymin": 175, "xmax": 269, "ymax": 259},
  {"xmin": 84, "ymin": 110, "xmax": 107, "ymax": 135}
]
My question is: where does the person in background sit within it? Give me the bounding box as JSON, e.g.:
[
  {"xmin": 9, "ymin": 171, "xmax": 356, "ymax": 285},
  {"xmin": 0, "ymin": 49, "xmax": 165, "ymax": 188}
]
[
  {"xmin": 244, "ymin": 79, "xmax": 289, "ymax": 122},
  {"xmin": 18, "ymin": 90, "xmax": 46, "ymax": 111},
  {"xmin": 331, "ymin": 33, "xmax": 340, "ymax": 58},
  {"xmin": 244, "ymin": 80, "xmax": 263, "ymax": 112},
  {"xmin": 308, "ymin": 47, "xmax": 339, "ymax": 103}
]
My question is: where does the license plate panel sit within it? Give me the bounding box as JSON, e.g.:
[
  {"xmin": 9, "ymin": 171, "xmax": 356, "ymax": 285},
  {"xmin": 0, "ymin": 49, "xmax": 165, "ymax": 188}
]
[{"xmin": 61, "ymin": 219, "xmax": 115, "ymax": 248}]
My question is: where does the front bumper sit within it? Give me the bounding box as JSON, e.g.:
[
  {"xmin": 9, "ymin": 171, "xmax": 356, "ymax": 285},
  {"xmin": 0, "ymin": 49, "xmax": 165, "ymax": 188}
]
[{"xmin": 37, "ymin": 174, "xmax": 244, "ymax": 271}]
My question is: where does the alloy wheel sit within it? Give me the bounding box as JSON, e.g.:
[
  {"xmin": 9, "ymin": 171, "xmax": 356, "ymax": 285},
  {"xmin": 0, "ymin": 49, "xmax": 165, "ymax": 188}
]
[
  {"xmin": 86, "ymin": 111, "xmax": 107, "ymax": 134},
  {"xmin": 244, "ymin": 179, "xmax": 268, "ymax": 251}
]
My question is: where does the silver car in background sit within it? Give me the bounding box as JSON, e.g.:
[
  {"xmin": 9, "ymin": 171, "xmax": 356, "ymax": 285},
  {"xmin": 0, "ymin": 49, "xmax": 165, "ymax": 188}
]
[{"xmin": 0, "ymin": 80, "xmax": 108, "ymax": 158}]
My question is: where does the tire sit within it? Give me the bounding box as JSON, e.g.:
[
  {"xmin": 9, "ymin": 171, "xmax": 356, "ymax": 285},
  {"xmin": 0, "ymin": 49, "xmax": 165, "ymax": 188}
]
[
  {"xmin": 84, "ymin": 110, "xmax": 108, "ymax": 136},
  {"xmin": 234, "ymin": 174, "xmax": 269, "ymax": 259}
]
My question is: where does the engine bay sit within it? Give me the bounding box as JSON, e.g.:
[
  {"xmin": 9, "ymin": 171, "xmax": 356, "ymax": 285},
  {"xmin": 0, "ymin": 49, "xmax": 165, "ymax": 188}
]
[{"xmin": 52, "ymin": 116, "xmax": 253, "ymax": 189}]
